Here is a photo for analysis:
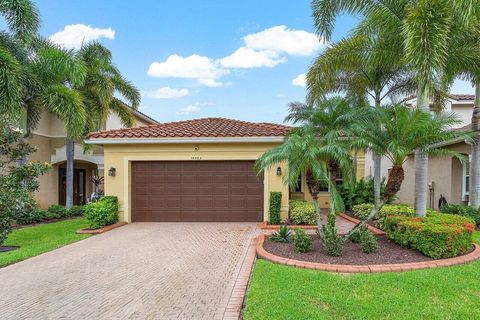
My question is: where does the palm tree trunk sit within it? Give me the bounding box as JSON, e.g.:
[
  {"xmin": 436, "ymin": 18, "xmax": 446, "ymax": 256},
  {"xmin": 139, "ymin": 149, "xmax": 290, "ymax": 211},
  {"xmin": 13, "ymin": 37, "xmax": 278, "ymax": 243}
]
[
  {"xmin": 414, "ymin": 87, "xmax": 430, "ymax": 217},
  {"xmin": 373, "ymin": 97, "xmax": 382, "ymax": 209},
  {"xmin": 66, "ymin": 138, "xmax": 74, "ymax": 208},
  {"xmin": 470, "ymin": 82, "xmax": 480, "ymax": 208}
]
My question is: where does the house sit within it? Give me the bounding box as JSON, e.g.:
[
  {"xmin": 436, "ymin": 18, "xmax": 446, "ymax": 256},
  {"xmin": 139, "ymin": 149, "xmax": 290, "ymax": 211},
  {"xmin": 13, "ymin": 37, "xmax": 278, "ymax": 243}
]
[
  {"xmin": 29, "ymin": 108, "xmax": 158, "ymax": 209},
  {"xmin": 364, "ymin": 94, "xmax": 475, "ymax": 209},
  {"xmin": 85, "ymin": 117, "xmax": 366, "ymax": 222}
]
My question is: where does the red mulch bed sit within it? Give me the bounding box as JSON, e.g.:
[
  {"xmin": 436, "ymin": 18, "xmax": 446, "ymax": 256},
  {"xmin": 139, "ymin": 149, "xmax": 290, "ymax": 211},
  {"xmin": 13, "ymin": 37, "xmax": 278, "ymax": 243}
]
[{"xmin": 263, "ymin": 235, "xmax": 438, "ymax": 265}]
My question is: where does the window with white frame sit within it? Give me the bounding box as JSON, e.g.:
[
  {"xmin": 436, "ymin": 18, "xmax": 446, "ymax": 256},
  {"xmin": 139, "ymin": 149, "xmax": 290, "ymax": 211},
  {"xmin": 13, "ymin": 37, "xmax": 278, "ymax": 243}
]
[
  {"xmin": 319, "ymin": 171, "xmax": 343, "ymax": 192},
  {"xmin": 462, "ymin": 155, "xmax": 471, "ymax": 200}
]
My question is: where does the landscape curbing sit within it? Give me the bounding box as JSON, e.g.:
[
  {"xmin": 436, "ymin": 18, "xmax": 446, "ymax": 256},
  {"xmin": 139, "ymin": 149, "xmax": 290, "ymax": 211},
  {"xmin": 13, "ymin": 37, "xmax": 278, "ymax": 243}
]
[
  {"xmin": 256, "ymin": 233, "xmax": 480, "ymax": 273},
  {"xmin": 76, "ymin": 222, "xmax": 128, "ymax": 234}
]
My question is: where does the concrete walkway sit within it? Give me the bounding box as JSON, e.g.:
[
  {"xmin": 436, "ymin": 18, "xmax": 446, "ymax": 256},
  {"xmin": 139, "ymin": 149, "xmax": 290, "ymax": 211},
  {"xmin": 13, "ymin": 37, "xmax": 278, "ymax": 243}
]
[{"xmin": 0, "ymin": 222, "xmax": 258, "ymax": 320}]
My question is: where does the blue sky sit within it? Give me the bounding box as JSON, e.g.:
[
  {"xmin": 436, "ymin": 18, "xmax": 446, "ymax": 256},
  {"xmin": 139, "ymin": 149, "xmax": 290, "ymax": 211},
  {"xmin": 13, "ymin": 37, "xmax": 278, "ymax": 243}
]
[{"xmin": 36, "ymin": 0, "xmax": 474, "ymax": 124}]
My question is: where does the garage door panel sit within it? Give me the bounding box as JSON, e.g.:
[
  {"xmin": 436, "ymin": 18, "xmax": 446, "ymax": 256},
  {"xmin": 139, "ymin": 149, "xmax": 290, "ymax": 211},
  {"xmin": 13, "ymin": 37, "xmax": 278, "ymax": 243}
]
[{"xmin": 132, "ymin": 161, "xmax": 263, "ymax": 222}]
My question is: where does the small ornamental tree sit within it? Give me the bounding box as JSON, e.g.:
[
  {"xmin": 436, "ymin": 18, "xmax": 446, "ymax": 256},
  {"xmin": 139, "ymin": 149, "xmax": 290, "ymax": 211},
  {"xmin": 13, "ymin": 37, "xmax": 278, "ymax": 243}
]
[{"xmin": 0, "ymin": 120, "xmax": 50, "ymax": 245}]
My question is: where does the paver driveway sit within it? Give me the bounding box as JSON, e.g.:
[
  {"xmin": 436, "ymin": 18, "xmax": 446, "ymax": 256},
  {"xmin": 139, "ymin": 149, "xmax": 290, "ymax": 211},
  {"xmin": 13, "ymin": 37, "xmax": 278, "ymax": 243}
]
[{"xmin": 0, "ymin": 222, "xmax": 258, "ymax": 319}]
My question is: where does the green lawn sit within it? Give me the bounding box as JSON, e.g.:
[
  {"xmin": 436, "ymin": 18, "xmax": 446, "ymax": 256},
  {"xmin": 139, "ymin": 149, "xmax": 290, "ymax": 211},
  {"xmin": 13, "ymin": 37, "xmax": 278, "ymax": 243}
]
[
  {"xmin": 0, "ymin": 217, "xmax": 91, "ymax": 268},
  {"xmin": 243, "ymin": 231, "xmax": 480, "ymax": 320}
]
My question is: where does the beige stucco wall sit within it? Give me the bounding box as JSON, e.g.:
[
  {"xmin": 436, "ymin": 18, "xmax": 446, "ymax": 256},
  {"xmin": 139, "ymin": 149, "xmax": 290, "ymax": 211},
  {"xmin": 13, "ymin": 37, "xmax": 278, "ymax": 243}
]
[
  {"xmin": 103, "ymin": 142, "xmax": 290, "ymax": 222},
  {"xmin": 395, "ymin": 142, "xmax": 470, "ymax": 210}
]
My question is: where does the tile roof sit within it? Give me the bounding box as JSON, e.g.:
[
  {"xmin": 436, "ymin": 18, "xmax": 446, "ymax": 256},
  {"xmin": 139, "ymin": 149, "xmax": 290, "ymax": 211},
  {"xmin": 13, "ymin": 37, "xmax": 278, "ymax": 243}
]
[
  {"xmin": 404, "ymin": 93, "xmax": 475, "ymax": 102},
  {"xmin": 88, "ymin": 117, "xmax": 291, "ymax": 139}
]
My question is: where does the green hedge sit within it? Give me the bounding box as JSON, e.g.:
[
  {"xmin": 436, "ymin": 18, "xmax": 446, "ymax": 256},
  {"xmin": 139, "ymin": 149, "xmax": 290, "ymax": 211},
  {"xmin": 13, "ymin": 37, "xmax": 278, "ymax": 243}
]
[
  {"xmin": 269, "ymin": 192, "xmax": 282, "ymax": 224},
  {"xmin": 289, "ymin": 200, "xmax": 316, "ymax": 225},
  {"xmin": 384, "ymin": 213, "xmax": 475, "ymax": 259},
  {"xmin": 84, "ymin": 196, "xmax": 119, "ymax": 229},
  {"xmin": 440, "ymin": 204, "xmax": 480, "ymax": 227},
  {"xmin": 15, "ymin": 205, "xmax": 85, "ymax": 225},
  {"xmin": 352, "ymin": 203, "xmax": 438, "ymax": 230}
]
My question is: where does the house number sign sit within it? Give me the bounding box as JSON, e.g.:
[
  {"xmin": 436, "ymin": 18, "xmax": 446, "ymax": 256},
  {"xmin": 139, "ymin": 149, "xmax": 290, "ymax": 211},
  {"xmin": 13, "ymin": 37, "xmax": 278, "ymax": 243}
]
[{"xmin": 191, "ymin": 156, "xmax": 202, "ymax": 160}]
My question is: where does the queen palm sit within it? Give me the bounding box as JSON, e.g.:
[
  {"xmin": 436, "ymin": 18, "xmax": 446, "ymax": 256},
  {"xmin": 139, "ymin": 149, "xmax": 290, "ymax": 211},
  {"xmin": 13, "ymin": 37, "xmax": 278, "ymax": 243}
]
[
  {"xmin": 256, "ymin": 97, "xmax": 357, "ymax": 237},
  {"xmin": 347, "ymin": 104, "xmax": 472, "ymax": 235},
  {"xmin": 311, "ymin": 0, "xmax": 480, "ymax": 216}
]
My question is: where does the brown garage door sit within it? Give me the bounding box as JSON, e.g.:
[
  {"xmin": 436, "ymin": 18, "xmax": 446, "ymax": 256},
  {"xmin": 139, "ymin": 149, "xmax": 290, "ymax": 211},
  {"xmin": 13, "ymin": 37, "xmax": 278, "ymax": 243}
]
[{"xmin": 131, "ymin": 161, "xmax": 264, "ymax": 222}]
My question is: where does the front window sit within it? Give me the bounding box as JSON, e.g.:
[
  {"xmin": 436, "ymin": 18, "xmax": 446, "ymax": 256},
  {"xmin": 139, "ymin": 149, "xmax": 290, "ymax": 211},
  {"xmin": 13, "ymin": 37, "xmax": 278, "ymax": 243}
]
[
  {"xmin": 463, "ymin": 155, "xmax": 470, "ymax": 200},
  {"xmin": 292, "ymin": 174, "xmax": 303, "ymax": 192},
  {"xmin": 319, "ymin": 172, "xmax": 343, "ymax": 192}
]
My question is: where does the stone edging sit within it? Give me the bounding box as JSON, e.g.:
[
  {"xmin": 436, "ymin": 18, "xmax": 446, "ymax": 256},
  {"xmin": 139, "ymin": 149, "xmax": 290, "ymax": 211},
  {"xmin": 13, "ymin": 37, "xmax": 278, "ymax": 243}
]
[
  {"xmin": 337, "ymin": 213, "xmax": 386, "ymax": 235},
  {"xmin": 76, "ymin": 222, "xmax": 128, "ymax": 235},
  {"xmin": 256, "ymin": 234, "xmax": 480, "ymax": 273},
  {"xmin": 259, "ymin": 221, "xmax": 317, "ymax": 230}
]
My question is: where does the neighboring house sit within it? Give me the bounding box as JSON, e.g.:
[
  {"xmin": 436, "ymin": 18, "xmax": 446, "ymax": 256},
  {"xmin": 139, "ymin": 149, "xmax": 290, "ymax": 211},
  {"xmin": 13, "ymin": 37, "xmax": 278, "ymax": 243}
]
[
  {"xmin": 29, "ymin": 108, "xmax": 158, "ymax": 209},
  {"xmin": 85, "ymin": 117, "xmax": 366, "ymax": 223},
  {"xmin": 364, "ymin": 94, "xmax": 475, "ymax": 209}
]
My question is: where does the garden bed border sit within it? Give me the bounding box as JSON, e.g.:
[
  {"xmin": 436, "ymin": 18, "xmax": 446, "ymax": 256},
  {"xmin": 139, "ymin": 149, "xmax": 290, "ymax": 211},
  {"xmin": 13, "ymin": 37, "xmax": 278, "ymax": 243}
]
[
  {"xmin": 256, "ymin": 234, "xmax": 480, "ymax": 273},
  {"xmin": 77, "ymin": 222, "xmax": 128, "ymax": 234}
]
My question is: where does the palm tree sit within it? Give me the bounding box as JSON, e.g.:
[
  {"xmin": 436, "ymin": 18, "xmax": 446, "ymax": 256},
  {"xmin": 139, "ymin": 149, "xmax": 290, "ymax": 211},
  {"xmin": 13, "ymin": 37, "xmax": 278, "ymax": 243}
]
[
  {"xmin": 311, "ymin": 0, "xmax": 480, "ymax": 216},
  {"xmin": 0, "ymin": 0, "xmax": 41, "ymax": 129},
  {"xmin": 347, "ymin": 104, "xmax": 472, "ymax": 235},
  {"xmin": 256, "ymin": 97, "xmax": 357, "ymax": 236},
  {"xmin": 307, "ymin": 32, "xmax": 415, "ymax": 210}
]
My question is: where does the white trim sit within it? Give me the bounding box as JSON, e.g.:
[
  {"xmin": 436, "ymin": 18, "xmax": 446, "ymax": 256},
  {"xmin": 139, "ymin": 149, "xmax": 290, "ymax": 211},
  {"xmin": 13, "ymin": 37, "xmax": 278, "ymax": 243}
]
[
  {"xmin": 85, "ymin": 136, "xmax": 285, "ymax": 145},
  {"xmin": 462, "ymin": 155, "xmax": 471, "ymax": 200},
  {"xmin": 31, "ymin": 131, "xmax": 67, "ymax": 138}
]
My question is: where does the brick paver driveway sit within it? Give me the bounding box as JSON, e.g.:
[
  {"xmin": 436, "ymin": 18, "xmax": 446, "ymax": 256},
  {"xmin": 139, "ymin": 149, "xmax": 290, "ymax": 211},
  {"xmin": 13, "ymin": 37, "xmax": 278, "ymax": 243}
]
[{"xmin": 0, "ymin": 222, "xmax": 258, "ymax": 319}]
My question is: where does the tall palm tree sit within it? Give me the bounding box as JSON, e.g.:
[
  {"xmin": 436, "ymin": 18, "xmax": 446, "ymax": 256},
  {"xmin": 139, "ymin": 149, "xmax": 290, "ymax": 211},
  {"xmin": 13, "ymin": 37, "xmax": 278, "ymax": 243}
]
[
  {"xmin": 311, "ymin": 0, "xmax": 480, "ymax": 216},
  {"xmin": 307, "ymin": 32, "xmax": 415, "ymax": 210},
  {"xmin": 347, "ymin": 104, "xmax": 472, "ymax": 235},
  {"xmin": 257, "ymin": 97, "xmax": 357, "ymax": 236}
]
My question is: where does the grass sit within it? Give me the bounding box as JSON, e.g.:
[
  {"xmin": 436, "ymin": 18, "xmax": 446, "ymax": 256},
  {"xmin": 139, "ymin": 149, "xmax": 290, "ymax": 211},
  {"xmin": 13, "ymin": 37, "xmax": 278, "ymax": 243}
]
[
  {"xmin": 0, "ymin": 217, "xmax": 91, "ymax": 268},
  {"xmin": 243, "ymin": 231, "xmax": 480, "ymax": 320}
]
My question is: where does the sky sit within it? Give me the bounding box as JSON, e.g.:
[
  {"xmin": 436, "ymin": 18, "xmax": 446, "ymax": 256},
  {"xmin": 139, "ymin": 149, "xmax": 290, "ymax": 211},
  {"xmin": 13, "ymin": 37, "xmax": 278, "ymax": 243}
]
[{"xmin": 35, "ymin": 0, "xmax": 474, "ymax": 124}]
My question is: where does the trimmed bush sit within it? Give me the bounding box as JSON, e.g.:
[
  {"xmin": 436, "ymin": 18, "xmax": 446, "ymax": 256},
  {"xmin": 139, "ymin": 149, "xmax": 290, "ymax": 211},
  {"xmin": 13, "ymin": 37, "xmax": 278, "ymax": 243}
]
[
  {"xmin": 15, "ymin": 208, "xmax": 47, "ymax": 225},
  {"xmin": 349, "ymin": 224, "xmax": 368, "ymax": 243},
  {"xmin": 359, "ymin": 230, "xmax": 379, "ymax": 253},
  {"xmin": 293, "ymin": 228, "xmax": 312, "ymax": 253},
  {"xmin": 84, "ymin": 196, "xmax": 119, "ymax": 229},
  {"xmin": 268, "ymin": 192, "xmax": 282, "ymax": 224},
  {"xmin": 45, "ymin": 204, "xmax": 69, "ymax": 219},
  {"xmin": 322, "ymin": 225, "xmax": 344, "ymax": 256},
  {"xmin": 352, "ymin": 203, "xmax": 422, "ymax": 230},
  {"xmin": 289, "ymin": 200, "xmax": 316, "ymax": 225},
  {"xmin": 384, "ymin": 213, "xmax": 475, "ymax": 259},
  {"xmin": 440, "ymin": 204, "xmax": 480, "ymax": 227},
  {"xmin": 352, "ymin": 203, "xmax": 374, "ymax": 220}
]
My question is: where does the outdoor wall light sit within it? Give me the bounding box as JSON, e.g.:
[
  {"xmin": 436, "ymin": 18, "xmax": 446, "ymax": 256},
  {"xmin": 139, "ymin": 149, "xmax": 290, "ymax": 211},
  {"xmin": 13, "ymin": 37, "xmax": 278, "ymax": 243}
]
[
  {"xmin": 276, "ymin": 167, "xmax": 282, "ymax": 176},
  {"xmin": 108, "ymin": 167, "xmax": 116, "ymax": 177}
]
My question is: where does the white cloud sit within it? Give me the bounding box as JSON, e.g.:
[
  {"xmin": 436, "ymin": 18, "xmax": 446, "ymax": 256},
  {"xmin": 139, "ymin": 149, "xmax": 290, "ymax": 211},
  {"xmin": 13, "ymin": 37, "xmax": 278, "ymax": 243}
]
[
  {"xmin": 144, "ymin": 87, "xmax": 189, "ymax": 99},
  {"xmin": 49, "ymin": 24, "xmax": 115, "ymax": 50},
  {"xmin": 292, "ymin": 73, "xmax": 307, "ymax": 87},
  {"xmin": 147, "ymin": 54, "xmax": 229, "ymax": 87},
  {"xmin": 243, "ymin": 25, "xmax": 322, "ymax": 56},
  {"xmin": 176, "ymin": 105, "xmax": 200, "ymax": 115},
  {"xmin": 220, "ymin": 47, "xmax": 286, "ymax": 68}
]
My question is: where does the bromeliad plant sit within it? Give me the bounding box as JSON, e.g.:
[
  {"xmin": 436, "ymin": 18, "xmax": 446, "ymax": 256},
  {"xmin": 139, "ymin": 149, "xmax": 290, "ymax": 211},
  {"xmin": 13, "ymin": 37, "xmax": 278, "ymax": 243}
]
[{"xmin": 270, "ymin": 225, "xmax": 293, "ymax": 243}]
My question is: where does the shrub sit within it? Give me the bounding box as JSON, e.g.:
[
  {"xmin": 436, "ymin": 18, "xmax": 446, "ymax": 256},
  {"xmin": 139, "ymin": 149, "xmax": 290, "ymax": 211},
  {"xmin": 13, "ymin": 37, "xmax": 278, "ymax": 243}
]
[
  {"xmin": 352, "ymin": 203, "xmax": 417, "ymax": 230},
  {"xmin": 84, "ymin": 196, "xmax": 119, "ymax": 229},
  {"xmin": 349, "ymin": 225, "xmax": 368, "ymax": 243},
  {"xmin": 293, "ymin": 228, "xmax": 312, "ymax": 253},
  {"xmin": 338, "ymin": 177, "xmax": 388, "ymax": 210},
  {"xmin": 269, "ymin": 192, "xmax": 282, "ymax": 224},
  {"xmin": 270, "ymin": 225, "xmax": 292, "ymax": 243},
  {"xmin": 322, "ymin": 225, "xmax": 344, "ymax": 256},
  {"xmin": 15, "ymin": 208, "xmax": 47, "ymax": 225},
  {"xmin": 289, "ymin": 200, "xmax": 316, "ymax": 225},
  {"xmin": 440, "ymin": 204, "xmax": 480, "ymax": 227},
  {"xmin": 46, "ymin": 204, "xmax": 69, "ymax": 219},
  {"xmin": 384, "ymin": 213, "xmax": 474, "ymax": 259},
  {"xmin": 69, "ymin": 205, "xmax": 85, "ymax": 217},
  {"xmin": 352, "ymin": 203, "xmax": 374, "ymax": 220},
  {"xmin": 359, "ymin": 230, "xmax": 379, "ymax": 253}
]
